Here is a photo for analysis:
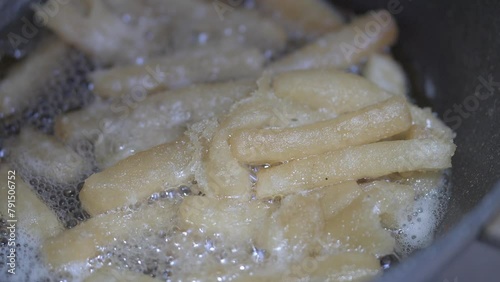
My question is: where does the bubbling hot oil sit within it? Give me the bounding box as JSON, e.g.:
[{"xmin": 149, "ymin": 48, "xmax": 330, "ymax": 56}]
[{"xmin": 0, "ymin": 170, "xmax": 451, "ymax": 282}]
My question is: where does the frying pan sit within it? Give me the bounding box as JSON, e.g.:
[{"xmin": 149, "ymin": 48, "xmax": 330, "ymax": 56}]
[
  {"xmin": 1, "ymin": 0, "xmax": 500, "ymax": 281},
  {"xmin": 333, "ymin": 0, "xmax": 500, "ymax": 281}
]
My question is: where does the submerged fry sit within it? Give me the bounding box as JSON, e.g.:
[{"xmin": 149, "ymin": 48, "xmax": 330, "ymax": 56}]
[
  {"xmin": 80, "ymin": 137, "xmax": 194, "ymax": 216},
  {"xmin": 254, "ymin": 0, "xmax": 344, "ymax": 39},
  {"xmin": 90, "ymin": 44, "xmax": 263, "ymax": 99},
  {"xmin": 0, "ymin": 166, "xmax": 62, "ymax": 241},
  {"xmin": 42, "ymin": 201, "xmax": 176, "ymax": 270},
  {"xmin": 268, "ymin": 10, "xmax": 398, "ymax": 73}
]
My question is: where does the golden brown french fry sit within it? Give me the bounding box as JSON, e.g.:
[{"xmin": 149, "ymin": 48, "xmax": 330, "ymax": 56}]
[
  {"xmin": 230, "ymin": 96, "xmax": 411, "ymax": 164},
  {"xmin": 42, "ymin": 201, "xmax": 176, "ymax": 270},
  {"xmin": 83, "ymin": 266, "xmax": 161, "ymax": 282},
  {"xmin": 361, "ymin": 181, "xmax": 415, "ymax": 229},
  {"xmin": 79, "ymin": 137, "xmax": 194, "ymax": 216},
  {"xmin": 179, "ymin": 197, "xmax": 276, "ymax": 244},
  {"xmin": 268, "ymin": 10, "xmax": 398, "ymax": 73},
  {"xmin": 90, "ymin": 44, "xmax": 263, "ymax": 99},
  {"xmin": 362, "ymin": 53, "xmax": 407, "ymax": 96},
  {"xmin": 254, "ymin": 0, "xmax": 344, "ymax": 39},
  {"xmin": 0, "ymin": 166, "xmax": 62, "ymax": 241},
  {"xmin": 314, "ymin": 181, "xmax": 362, "ymax": 219},
  {"xmin": 273, "ymin": 69, "xmax": 393, "ymax": 114},
  {"xmin": 256, "ymin": 139, "xmax": 455, "ymax": 198},
  {"xmin": 289, "ymin": 253, "xmax": 380, "ymax": 282},
  {"xmin": 323, "ymin": 198, "xmax": 395, "ymax": 256}
]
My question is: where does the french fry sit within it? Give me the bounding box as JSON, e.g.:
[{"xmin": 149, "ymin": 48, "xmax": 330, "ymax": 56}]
[
  {"xmin": 361, "ymin": 181, "xmax": 415, "ymax": 229},
  {"xmin": 289, "ymin": 253, "xmax": 380, "ymax": 282},
  {"xmin": 41, "ymin": 201, "xmax": 176, "ymax": 270},
  {"xmin": 268, "ymin": 10, "xmax": 398, "ymax": 73},
  {"xmin": 179, "ymin": 196, "xmax": 276, "ymax": 244},
  {"xmin": 0, "ymin": 38, "xmax": 70, "ymax": 118},
  {"xmin": 408, "ymin": 106, "xmax": 455, "ymax": 142},
  {"xmin": 93, "ymin": 80, "xmax": 255, "ymax": 168},
  {"xmin": 314, "ymin": 181, "xmax": 362, "ymax": 219},
  {"xmin": 254, "ymin": 0, "xmax": 344, "ymax": 39},
  {"xmin": 273, "ymin": 69, "xmax": 393, "ymax": 114},
  {"xmin": 56, "ymin": 80, "xmax": 255, "ymax": 168},
  {"xmin": 256, "ymin": 139, "xmax": 455, "ymax": 198},
  {"xmin": 8, "ymin": 128, "xmax": 93, "ymax": 184},
  {"xmin": 323, "ymin": 198, "xmax": 395, "ymax": 256},
  {"xmin": 200, "ymin": 90, "xmax": 328, "ymax": 197},
  {"xmin": 39, "ymin": 0, "xmax": 285, "ymax": 65},
  {"xmin": 54, "ymin": 98, "xmax": 112, "ymax": 143},
  {"xmin": 256, "ymin": 194, "xmax": 324, "ymax": 258},
  {"xmin": 396, "ymin": 170, "xmax": 446, "ymax": 195},
  {"xmin": 36, "ymin": 0, "xmax": 172, "ymax": 65},
  {"xmin": 201, "ymin": 96, "xmax": 279, "ymax": 197},
  {"xmin": 83, "ymin": 266, "xmax": 161, "ymax": 282},
  {"xmin": 80, "ymin": 137, "xmax": 194, "ymax": 216},
  {"xmin": 362, "ymin": 53, "xmax": 407, "ymax": 96},
  {"xmin": 90, "ymin": 44, "xmax": 263, "ymax": 99},
  {"xmin": 230, "ymin": 96, "xmax": 411, "ymax": 164},
  {"xmin": 0, "ymin": 166, "xmax": 62, "ymax": 241}
]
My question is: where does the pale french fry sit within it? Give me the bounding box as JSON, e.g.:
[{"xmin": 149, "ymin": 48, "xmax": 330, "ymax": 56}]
[
  {"xmin": 90, "ymin": 44, "xmax": 263, "ymax": 99},
  {"xmin": 83, "ymin": 266, "xmax": 161, "ymax": 282},
  {"xmin": 268, "ymin": 10, "xmax": 398, "ymax": 73},
  {"xmin": 201, "ymin": 98, "xmax": 273, "ymax": 198},
  {"xmin": 7, "ymin": 128, "xmax": 93, "ymax": 184},
  {"xmin": 256, "ymin": 194, "xmax": 324, "ymax": 258},
  {"xmin": 362, "ymin": 53, "xmax": 407, "ymax": 96},
  {"xmin": 91, "ymin": 80, "xmax": 256, "ymax": 168},
  {"xmin": 36, "ymin": 0, "xmax": 171, "ymax": 65},
  {"xmin": 323, "ymin": 198, "xmax": 395, "ymax": 256},
  {"xmin": 408, "ymin": 106, "xmax": 455, "ymax": 142},
  {"xmin": 254, "ymin": 0, "xmax": 344, "ymax": 39},
  {"xmin": 79, "ymin": 137, "xmax": 194, "ymax": 216},
  {"xmin": 396, "ymin": 170, "xmax": 446, "ymax": 195},
  {"xmin": 39, "ymin": 0, "xmax": 285, "ymax": 65},
  {"xmin": 273, "ymin": 69, "xmax": 393, "ymax": 114},
  {"xmin": 201, "ymin": 92, "xmax": 325, "ymax": 197},
  {"xmin": 314, "ymin": 181, "xmax": 362, "ymax": 219},
  {"xmin": 54, "ymin": 98, "xmax": 112, "ymax": 143},
  {"xmin": 56, "ymin": 80, "xmax": 255, "ymax": 168},
  {"xmin": 290, "ymin": 253, "xmax": 380, "ymax": 282},
  {"xmin": 361, "ymin": 181, "xmax": 415, "ymax": 229},
  {"xmin": 179, "ymin": 197, "xmax": 276, "ymax": 244},
  {"xmin": 0, "ymin": 38, "xmax": 70, "ymax": 118},
  {"xmin": 0, "ymin": 166, "xmax": 62, "ymax": 241},
  {"xmin": 256, "ymin": 139, "xmax": 456, "ymax": 198},
  {"xmin": 41, "ymin": 201, "xmax": 176, "ymax": 270},
  {"xmin": 230, "ymin": 96, "xmax": 411, "ymax": 164}
]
